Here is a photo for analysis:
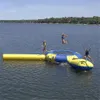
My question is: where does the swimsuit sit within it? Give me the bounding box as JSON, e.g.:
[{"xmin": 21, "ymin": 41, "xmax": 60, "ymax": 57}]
[
  {"xmin": 85, "ymin": 50, "xmax": 89, "ymax": 56},
  {"xmin": 62, "ymin": 35, "xmax": 65, "ymax": 39}
]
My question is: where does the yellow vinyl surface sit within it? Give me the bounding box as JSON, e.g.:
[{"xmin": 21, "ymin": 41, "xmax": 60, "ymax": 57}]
[
  {"xmin": 67, "ymin": 55, "xmax": 94, "ymax": 67},
  {"xmin": 3, "ymin": 54, "xmax": 46, "ymax": 61},
  {"xmin": 46, "ymin": 54, "xmax": 56, "ymax": 62}
]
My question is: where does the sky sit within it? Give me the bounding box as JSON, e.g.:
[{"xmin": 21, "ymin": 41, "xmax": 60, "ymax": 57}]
[{"xmin": 0, "ymin": 0, "xmax": 100, "ymax": 20}]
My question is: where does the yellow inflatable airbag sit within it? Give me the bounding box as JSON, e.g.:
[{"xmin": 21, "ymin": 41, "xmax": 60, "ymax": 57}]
[{"xmin": 3, "ymin": 54, "xmax": 46, "ymax": 61}]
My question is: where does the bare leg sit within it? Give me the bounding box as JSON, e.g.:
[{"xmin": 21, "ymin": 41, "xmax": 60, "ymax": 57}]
[
  {"xmin": 43, "ymin": 47, "xmax": 46, "ymax": 54},
  {"xmin": 83, "ymin": 56, "xmax": 86, "ymax": 59},
  {"xmin": 62, "ymin": 39, "xmax": 67, "ymax": 44},
  {"xmin": 88, "ymin": 55, "xmax": 93, "ymax": 63},
  {"xmin": 62, "ymin": 40, "xmax": 65, "ymax": 44}
]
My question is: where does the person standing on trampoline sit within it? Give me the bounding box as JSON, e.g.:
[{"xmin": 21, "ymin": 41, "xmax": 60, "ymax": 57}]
[
  {"xmin": 42, "ymin": 40, "xmax": 47, "ymax": 54},
  {"xmin": 83, "ymin": 48, "xmax": 93, "ymax": 62}
]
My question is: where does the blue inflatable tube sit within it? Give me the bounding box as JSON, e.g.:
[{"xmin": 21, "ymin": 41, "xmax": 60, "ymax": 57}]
[
  {"xmin": 55, "ymin": 54, "xmax": 68, "ymax": 62},
  {"xmin": 46, "ymin": 50, "xmax": 82, "ymax": 57},
  {"xmin": 46, "ymin": 50, "xmax": 81, "ymax": 56},
  {"xmin": 46, "ymin": 50, "xmax": 82, "ymax": 63}
]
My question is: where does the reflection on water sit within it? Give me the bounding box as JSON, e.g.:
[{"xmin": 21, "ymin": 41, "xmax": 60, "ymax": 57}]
[
  {"xmin": 3, "ymin": 61, "xmax": 46, "ymax": 67},
  {"xmin": 1, "ymin": 58, "xmax": 98, "ymax": 100}
]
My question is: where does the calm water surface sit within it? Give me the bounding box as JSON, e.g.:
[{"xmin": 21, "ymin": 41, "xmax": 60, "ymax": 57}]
[{"xmin": 0, "ymin": 23, "xmax": 100, "ymax": 100}]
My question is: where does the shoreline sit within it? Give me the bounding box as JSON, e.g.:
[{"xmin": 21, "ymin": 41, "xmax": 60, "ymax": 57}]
[
  {"xmin": 0, "ymin": 16, "xmax": 100, "ymax": 25},
  {"xmin": 0, "ymin": 22, "xmax": 99, "ymax": 25}
]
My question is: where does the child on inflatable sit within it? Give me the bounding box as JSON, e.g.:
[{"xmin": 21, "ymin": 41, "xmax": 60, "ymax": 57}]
[
  {"xmin": 83, "ymin": 48, "xmax": 93, "ymax": 62},
  {"xmin": 42, "ymin": 40, "xmax": 47, "ymax": 54}
]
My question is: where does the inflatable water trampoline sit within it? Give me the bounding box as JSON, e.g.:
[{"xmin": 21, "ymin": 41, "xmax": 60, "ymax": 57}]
[
  {"xmin": 3, "ymin": 49, "xmax": 94, "ymax": 71},
  {"xmin": 46, "ymin": 50, "xmax": 94, "ymax": 71},
  {"xmin": 67, "ymin": 55, "xmax": 94, "ymax": 71}
]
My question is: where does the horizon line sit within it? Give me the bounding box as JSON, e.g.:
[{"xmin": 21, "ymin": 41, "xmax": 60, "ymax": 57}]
[{"xmin": 0, "ymin": 16, "xmax": 100, "ymax": 20}]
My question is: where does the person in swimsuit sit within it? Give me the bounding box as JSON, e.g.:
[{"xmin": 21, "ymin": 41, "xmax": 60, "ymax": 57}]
[
  {"xmin": 61, "ymin": 33, "xmax": 68, "ymax": 44},
  {"xmin": 83, "ymin": 48, "xmax": 92, "ymax": 62},
  {"xmin": 42, "ymin": 40, "xmax": 47, "ymax": 54}
]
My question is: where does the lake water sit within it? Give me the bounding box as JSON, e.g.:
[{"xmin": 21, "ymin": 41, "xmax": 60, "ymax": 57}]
[{"xmin": 0, "ymin": 23, "xmax": 100, "ymax": 100}]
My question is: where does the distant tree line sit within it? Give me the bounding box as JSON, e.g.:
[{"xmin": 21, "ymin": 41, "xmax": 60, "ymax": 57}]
[{"xmin": 0, "ymin": 16, "xmax": 100, "ymax": 24}]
